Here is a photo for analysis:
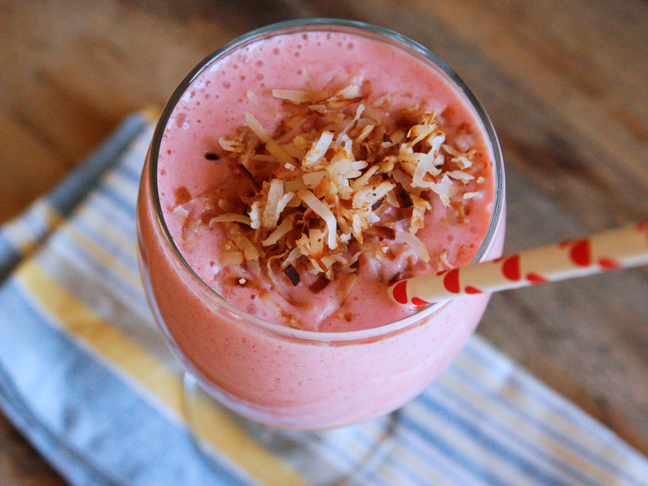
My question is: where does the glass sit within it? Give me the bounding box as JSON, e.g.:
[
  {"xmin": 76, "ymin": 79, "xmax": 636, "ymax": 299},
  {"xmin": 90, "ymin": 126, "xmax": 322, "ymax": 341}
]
[{"xmin": 137, "ymin": 19, "xmax": 505, "ymax": 433}]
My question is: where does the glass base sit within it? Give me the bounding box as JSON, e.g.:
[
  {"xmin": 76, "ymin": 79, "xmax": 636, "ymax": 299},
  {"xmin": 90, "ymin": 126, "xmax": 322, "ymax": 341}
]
[{"xmin": 181, "ymin": 372, "xmax": 400, "ymax": 485}]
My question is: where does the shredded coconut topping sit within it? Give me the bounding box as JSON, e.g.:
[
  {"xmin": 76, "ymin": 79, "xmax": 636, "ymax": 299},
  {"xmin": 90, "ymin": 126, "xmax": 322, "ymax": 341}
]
[{"xmin": 192, "ymin": 82, "xmax": 483, "ymax": 288}]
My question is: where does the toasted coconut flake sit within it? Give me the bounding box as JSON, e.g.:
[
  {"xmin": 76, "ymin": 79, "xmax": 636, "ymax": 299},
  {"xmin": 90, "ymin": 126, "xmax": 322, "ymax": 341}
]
[
  {"xmin": 391, "ymin": 169, "xmax": 420, "ymax": 196},
  {"xmin": 219, "ymin": 137, "xmax": 245, "ymax": 152},
  {"xmin": 336, "ymin": 133, "xmax": 353, "ymax": 154},
  {"xmin": 245, "ymin": 112, "xmax": 270, "ymax": 143},
  {"xmin": 455, "ymin": 155, "xmax": 473, "ymax": 170},
  {"xmin": 410, "ymin": 195, "xmax": 431, "ymax": 234},
  {"xmin": 339, "ymin": 104, "xmax": 366, "ymax": 139},
  {"xmin": 248, "ymin": 200, "xmax": 261, "ymax": 229},
  {"xmin": 385, "ymin": 190, "xmax": 400, "ymax": 208},
  {"xmin": 282, "ymin": 247, "xmax": 302, "ymax": 269},
  {"xmin": 352, "ymin": 180, "xmax": 395, "ymax": 209},
  {"xmin": 447, "ymin": 170, "xmax": 474, "ymax": 183},
  {"xmin": 429, "ymin": 135, "xmax": 446, "ymax": 155},
  {"xmin": 225, "ymin": 223, "xmax": 260, "ymax": 261},
  {"xmin": 266, "ymin": 140, "xmax": 297, "ymax": 166},
  {"xmin": 304, "ymin": 131, "xmax": 334, "ymax": 166},
  {"xmin": 356, "ymin": 124, "xmax": 375, "ymax": 143},
  {"xmin": 262, "ymin": 179, "xmax": 285, "ymax": 229},
  {"xmin": 297, "ymin": 188, "xmax": 338, "ymax": 250},
  {"xmin": 209, "ymin": 214, "xmax": 252, "ymax": 226},
  {"xmin": 351, "ymin": 165, "xmax": 379, "ymax": 190},
  {"xmin": 395, "ymin": 231, "xmax": 430, "ymax": 262},
  {"xmin": 463, "ymin": 191, "xmax": 481, "ymax": 200},
  {"xmin": 262, "ymin": 215, "xmax": 294, "ymax": 246},
  {"xmin": 423, "ymin": 174, "xmax": 453, "ymax": 207},
  {"xmin": 443, "ymin": 144, "xmax": 474, "ymax": 169},
  {"xmin": 303, "ymin": 171, "xmax": 326, "ymax": 188},
  {"xmin": 325, "ymin": 111, "xmax": 346, "ymax": 123},
  {"xmin": 351, "ymin": 213, "xmax": 367, "ymax": 243},
  {"xmin": 220, "ymin": 251, "xmax": 244, "ymax": 265},
  {"xmin": 411, "ymin": 152, "xmax": 442, "ymax": 188},
  {"xmin": 276, "ymin": 192, "xmax": 295, "ymax": 215},
  {"xmin": 272, "ymin": 89, "xmax": 333, "ymax": 103},
  {"xmin": 309, "ymin": 227, "xmax": 325, "ymax": 259},
  {"xmin": 439, "ymin": 249, "xmax": 453, "ymax": 269},
  {"xmin": 335, "ymin": 82, "xmax": 362, "ymax": 99},
  {"xmin": 172, "ymin": 205, "xmax": 189, "ymax": 218},
  {"xmin": 407, "ymin": 124, "xmax": 435, "ymax": 145},
  {"xmin": 284, "ymin": 176, "xmax": 306, "ymax": 193}
]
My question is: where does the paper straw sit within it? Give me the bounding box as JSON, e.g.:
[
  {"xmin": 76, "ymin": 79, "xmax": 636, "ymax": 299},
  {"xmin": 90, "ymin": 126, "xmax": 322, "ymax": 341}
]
[{"xmin": 388, "ymin": 220, "xmax": 648, "ymax": 306}]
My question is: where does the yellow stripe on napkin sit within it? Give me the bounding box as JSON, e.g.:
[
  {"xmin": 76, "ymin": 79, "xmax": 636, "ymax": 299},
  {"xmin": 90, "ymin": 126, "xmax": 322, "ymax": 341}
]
[
  {"xmin": 3, "ymin": 200, "xmax": 63, "ymax": 255},
  {"xmin": 16, "ymin": 258, "xmax": 312, "ymax": 486}
]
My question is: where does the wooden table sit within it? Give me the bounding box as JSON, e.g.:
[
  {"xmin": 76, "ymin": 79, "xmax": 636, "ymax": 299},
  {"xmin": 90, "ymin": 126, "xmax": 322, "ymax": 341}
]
[{"xmin": 2, "ymin": 0, "xmax": 647, "ymax": 483}]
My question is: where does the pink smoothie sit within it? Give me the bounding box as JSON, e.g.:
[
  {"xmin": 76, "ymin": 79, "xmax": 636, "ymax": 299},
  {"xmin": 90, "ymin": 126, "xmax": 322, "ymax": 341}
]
[{"xmin": 137, "ymin": 21, "xmax": 505, "ymax": 428}]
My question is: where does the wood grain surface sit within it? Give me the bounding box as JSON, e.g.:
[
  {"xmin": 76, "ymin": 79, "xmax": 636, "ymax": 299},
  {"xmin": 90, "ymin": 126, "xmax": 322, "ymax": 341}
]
[{"xmin": 2, "ymin": 0, "xmax": 647, "ymax": 483}]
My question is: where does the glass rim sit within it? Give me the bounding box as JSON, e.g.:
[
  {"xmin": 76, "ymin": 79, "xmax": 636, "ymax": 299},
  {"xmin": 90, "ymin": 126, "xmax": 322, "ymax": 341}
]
[{"xmin": 147, "ymin": 18, "xmax": 505, "ymax": 343}]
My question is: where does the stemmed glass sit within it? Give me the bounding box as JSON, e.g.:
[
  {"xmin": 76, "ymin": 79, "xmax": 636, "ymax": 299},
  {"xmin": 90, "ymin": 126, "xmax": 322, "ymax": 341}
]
[{"xmin": 136, "ymin": 18, "xmax": 505, "ymax": 484}]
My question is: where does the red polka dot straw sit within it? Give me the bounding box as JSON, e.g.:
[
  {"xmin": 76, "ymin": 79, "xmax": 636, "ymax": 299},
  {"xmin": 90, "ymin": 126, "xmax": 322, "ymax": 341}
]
[{"xmin": 388, "ymin": 220, "xmax": 648, "ymax": 306}]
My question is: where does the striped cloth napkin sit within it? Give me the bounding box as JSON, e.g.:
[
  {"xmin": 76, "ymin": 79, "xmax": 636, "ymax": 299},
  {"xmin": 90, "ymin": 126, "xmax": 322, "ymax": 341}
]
[{"xmin": 1, "ymin": 112, "xmax": 647, "ymax": 486}]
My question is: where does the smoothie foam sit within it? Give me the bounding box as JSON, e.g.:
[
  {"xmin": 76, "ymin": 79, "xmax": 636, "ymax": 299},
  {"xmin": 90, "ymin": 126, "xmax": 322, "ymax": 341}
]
[{"xmin": 138, "ymin": 21, "xmax": 505, "ymax": 428}]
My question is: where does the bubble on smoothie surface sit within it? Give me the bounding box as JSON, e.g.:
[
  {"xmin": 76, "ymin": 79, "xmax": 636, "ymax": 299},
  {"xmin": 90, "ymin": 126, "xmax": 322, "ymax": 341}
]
[{"xmin": 174, "ymin": 112, "xmax": 191, "ymax": 129}]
